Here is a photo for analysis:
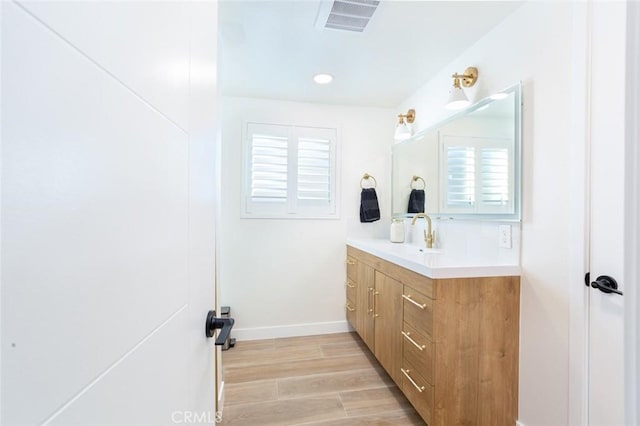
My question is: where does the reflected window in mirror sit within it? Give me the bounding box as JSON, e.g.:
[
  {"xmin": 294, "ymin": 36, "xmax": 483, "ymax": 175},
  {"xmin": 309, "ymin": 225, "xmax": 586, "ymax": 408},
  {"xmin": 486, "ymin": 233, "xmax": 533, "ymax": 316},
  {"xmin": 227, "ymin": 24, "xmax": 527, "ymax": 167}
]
[{"xmin": 441, "ymin": 135, "xmax": 513, "ymax": 214}]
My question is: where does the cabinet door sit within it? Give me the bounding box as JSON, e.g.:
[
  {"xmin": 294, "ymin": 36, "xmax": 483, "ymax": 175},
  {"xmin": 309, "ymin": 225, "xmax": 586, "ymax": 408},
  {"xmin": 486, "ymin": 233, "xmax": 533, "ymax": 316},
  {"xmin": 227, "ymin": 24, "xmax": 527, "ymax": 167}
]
[
  {"xmin": 357, "ymin": 262, "xmax": 375, "ymax": 351},
  {"xmin": 374, "ymin": 271, "xmax": 403, "ymax": 385}
]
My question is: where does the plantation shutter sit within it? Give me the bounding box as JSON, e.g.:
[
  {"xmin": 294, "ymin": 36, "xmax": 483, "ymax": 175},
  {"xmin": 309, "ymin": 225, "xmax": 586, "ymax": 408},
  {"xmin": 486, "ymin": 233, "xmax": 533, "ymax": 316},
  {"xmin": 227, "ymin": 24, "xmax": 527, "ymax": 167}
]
[
  {"xmin": 250, "ymin": 133, "xmax": 288, "ymax": 202},
  {"xmin": 479, "ymin": 147, "xmax": 510, "ymax": 207},
  {"xmin": 441, "ymin": 135, "xmax": 513, "ymax": 214},
  {"xmin": 243, "ymin": 123, "xmax": 338, "ymax": 218},
  {"xmin": 297, "ymin": 137, "xmax": 332, "ymax": 203},
  {"xmin": 445, "ymin": 145, "xmax": 476, "ymax": 210}
]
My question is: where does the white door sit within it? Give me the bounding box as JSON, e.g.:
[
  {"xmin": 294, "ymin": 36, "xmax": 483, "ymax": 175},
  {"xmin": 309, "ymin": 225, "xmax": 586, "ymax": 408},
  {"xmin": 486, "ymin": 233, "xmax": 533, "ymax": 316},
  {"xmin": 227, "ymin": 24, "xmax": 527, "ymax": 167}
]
[
  {"xmin": 586, "ymin": 1, "xmax": 630, "ymax": 425},
  {"xmin": 1, "ymin": 2, "xmax": 220, "ymax": 424}
]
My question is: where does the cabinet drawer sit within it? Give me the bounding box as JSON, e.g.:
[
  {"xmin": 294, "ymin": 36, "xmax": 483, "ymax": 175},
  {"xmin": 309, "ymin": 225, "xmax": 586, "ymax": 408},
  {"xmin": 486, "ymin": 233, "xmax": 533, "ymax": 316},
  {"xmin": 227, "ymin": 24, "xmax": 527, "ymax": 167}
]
[
  {"xmin": 346, "ymin": 278, "xmax": 357, "ymax": 301},
  {"xmin": 402, "ymin": 322, "xmax": 434, "ymax": 385},
  {"xmin": 345, "ymin": 300, "xmax": 356, "ymax": 328},
  {"xmin": 346, "ymin": 256, "xmax": 357, "ymax": 280},
  {"xmin": 403, "ymin": 287, "xmax": 433, "ymax": 340},
  {"xmin": 401, "ymin": 362, "xmax": 434, "ymax": 425}
]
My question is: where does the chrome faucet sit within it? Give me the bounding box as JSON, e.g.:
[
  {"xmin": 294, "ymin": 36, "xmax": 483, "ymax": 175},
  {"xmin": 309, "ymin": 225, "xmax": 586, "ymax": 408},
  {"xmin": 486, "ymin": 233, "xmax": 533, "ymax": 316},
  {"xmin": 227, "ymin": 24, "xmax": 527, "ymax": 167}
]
[{"xmin": 411, "ymin": 213, "xmax": 436, "ymax": 248}]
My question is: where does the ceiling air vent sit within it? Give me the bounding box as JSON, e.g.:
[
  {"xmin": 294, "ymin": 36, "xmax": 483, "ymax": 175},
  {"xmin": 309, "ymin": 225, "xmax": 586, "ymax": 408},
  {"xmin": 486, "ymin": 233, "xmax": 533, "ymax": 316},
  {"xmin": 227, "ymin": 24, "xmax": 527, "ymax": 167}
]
[{"xmin": 315, "ymin": 0, "xmax": 380, "ymax": 33}]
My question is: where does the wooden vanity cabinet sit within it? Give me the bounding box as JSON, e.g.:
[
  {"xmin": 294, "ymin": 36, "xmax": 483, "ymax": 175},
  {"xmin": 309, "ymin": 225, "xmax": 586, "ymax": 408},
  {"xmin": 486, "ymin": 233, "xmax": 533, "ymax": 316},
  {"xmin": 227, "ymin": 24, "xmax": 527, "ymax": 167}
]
[
  {"xmin": 345, "ymin": 256, "xmax": 402, "ymax": 384},
  {"xmin": 401, "ymin": 281, "xmax": 436, "ymax": 423},
  {"xmin": 356, "ymin": 261, "xmax": 375, "ymax": 351},
  {"xmin": 373, "ymin": 271, "xmax": 403, "ymax": 386},
  {"xmin": 346, "ymin": 245, "xmax": 520, "ymax": 426},
  {"xmin": 345, "ymin": 256, "xmax": 375, "ymax": 351}
]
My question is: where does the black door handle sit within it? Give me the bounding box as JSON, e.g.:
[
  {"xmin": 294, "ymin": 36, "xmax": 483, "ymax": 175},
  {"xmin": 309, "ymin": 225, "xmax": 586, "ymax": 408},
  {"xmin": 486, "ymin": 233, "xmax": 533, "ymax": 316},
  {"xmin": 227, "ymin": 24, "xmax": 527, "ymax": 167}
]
[
  {"xmin": 205, "ymin": 310, "xmax": 235, "ymax": 345},
  {"xmin": 591, "ymin": 275, "xmax": 623, "ymax": 296}
]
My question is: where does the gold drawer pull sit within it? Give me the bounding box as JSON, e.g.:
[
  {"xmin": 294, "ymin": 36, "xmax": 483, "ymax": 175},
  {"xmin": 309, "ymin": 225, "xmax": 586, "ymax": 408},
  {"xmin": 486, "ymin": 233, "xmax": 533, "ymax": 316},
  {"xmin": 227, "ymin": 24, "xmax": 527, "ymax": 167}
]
[
  {"xmin": 346, "ymin": 280, "xmax": 356, "ymax": 288},
  {"xmin": 346, "ymin": 259, "xmax": 356, "ymax": 265},
  {"xmin": 345, "ymin": 303, "xmax": 355, "ymax": 312},
  {"xmin": 402, "ymin": 294, "xmax": 427, "ymax": 310},
  {"xmin": 401, "ymin": 331, "xmax": 426, "ymax": 351},
  {"xmin": 401, "ymin": 368, "xmax": 425, "ymax": 393}
]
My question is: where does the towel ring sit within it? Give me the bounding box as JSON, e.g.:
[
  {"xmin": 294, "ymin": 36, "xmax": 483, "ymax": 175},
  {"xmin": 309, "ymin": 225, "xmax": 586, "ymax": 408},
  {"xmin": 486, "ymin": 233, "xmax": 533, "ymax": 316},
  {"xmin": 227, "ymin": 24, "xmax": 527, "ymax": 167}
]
[
  {"xmin": 411, "ymin": 176, "xmax": 426, "ymax": 190},
  {"xmin": 360, "ymin": 173, "xmax": 377, "ymax": 188}
]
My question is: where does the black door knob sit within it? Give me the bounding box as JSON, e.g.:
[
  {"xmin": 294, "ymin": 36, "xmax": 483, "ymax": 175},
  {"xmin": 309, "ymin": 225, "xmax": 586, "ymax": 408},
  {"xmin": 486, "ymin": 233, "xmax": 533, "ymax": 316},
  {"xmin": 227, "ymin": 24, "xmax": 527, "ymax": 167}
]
[
  {"xmin": 591, "ymin": 275, "xmax": 623, "ymax": 296},
  {"xmin": 205, "ymin": 310, "xmax": 235, "ymax": 345}
]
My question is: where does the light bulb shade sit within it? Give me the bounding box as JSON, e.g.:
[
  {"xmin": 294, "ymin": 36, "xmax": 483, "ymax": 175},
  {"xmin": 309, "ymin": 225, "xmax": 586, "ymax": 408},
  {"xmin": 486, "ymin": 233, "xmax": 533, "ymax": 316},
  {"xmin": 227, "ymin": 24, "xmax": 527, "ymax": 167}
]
[
  {"xmin": 313, "ymin": 73, "xmax": 333, "ymax": 84},
  {"xmin": 394, "ymin": 122, "xmax": 412, "ymax": 141},
  {"xmin": 446, "ymin": 85, "xmax": 470, "ymax": 110}
]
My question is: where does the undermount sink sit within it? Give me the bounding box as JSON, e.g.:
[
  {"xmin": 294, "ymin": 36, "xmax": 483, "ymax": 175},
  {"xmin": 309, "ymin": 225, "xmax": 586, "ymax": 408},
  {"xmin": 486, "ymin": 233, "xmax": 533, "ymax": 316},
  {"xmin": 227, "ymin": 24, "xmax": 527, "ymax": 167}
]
[
  {"xmin": 416, "ymin": 247, "xmax": 442, "ymax": 254},
  {"xmin": 386, "ymin": 243, "xmax": 443, "ymax": 257}
]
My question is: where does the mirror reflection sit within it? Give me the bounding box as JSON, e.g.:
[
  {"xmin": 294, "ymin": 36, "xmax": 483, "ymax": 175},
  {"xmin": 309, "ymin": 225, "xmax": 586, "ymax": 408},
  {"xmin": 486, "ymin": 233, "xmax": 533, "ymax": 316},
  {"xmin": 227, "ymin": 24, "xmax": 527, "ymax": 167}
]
[{"xmin": 392, "ymin": 82, "xmax": 522, "ymax": 220}]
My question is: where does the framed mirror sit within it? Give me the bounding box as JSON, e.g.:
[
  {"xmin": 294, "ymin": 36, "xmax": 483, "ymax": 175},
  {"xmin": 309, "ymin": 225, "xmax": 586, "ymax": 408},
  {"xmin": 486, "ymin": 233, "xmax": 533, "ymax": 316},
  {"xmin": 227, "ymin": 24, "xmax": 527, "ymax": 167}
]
[{"xmin": 392, "ymin": 82, "xmax": 522, "ymax": 221}]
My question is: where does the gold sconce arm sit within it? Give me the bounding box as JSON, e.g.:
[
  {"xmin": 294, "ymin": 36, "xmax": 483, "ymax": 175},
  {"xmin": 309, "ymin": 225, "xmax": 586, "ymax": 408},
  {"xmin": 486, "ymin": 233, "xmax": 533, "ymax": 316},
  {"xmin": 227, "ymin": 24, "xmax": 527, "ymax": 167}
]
[
  {"xmin": 397, "ymin": 108, "xmax": 416, "ymax": 124},
  {"xmin": 451, "ymin": 67, "xmax": 478, "ymax": 88}
]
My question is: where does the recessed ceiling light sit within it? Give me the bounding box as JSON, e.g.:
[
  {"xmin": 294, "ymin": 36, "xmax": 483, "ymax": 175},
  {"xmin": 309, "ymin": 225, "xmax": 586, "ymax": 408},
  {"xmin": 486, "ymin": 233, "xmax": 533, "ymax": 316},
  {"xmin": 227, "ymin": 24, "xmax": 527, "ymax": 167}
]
[{"xmin": 313, "ymin": 73, "xmax": 333, "ymax": 84}]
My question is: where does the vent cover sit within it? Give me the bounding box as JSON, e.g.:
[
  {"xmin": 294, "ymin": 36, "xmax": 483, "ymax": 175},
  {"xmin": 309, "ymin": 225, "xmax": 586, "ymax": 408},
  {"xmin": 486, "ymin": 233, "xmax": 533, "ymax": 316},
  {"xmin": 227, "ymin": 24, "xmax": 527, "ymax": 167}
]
[{"xmin": 315, "ymin": 0, "xmax": 380, "ymax": 33}]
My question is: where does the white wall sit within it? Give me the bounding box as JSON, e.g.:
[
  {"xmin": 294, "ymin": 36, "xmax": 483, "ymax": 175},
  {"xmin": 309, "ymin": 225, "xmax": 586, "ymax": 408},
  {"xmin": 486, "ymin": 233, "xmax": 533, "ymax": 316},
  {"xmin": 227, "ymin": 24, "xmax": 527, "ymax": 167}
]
[
  {"xmin": 396, "ymin": 2, "xmax": 574, "ymax": 425},
  {"xmin": 220, "ymin": 97, "xmax": 392, "ymax": 339}
]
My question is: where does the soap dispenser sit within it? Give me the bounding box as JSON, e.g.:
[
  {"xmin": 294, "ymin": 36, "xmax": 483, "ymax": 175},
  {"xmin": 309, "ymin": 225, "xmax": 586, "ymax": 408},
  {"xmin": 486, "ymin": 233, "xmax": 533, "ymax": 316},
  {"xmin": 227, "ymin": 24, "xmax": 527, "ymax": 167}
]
[{"xmin": 390, "ymin": 218, "xmax": 405, "ymax": 243}]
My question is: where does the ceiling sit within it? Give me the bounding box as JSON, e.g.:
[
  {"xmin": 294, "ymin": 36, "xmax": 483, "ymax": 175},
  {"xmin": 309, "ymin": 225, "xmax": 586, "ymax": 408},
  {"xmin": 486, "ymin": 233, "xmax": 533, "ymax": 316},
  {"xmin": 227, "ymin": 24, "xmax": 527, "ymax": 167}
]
[{"xmin": 219, "ymin": 1, "xmax": 523, "ymax": 108}]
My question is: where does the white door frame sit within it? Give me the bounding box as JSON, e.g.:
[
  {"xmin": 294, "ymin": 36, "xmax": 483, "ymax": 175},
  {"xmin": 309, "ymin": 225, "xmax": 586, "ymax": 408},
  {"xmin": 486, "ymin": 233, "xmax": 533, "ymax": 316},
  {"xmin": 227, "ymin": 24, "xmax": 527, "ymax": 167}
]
[
  {"xmin": 0, "ymin": 1, "xmax": 3, "ymax": 418},
  {"xmin": 567, "ymin": 1, "xmax": 591, "ymax": 423},
  {"xmin": 624, "ymin": 1, "xmax": 640, "ymax": 424}
]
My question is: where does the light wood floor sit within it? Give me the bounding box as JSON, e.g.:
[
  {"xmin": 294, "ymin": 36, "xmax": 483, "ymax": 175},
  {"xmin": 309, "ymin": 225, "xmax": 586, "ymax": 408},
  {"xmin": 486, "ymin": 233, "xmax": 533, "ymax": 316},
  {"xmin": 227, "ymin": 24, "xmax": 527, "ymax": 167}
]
[{"xmin": 220, "ymin": 332, "xmax": 424, "ymax": 425}]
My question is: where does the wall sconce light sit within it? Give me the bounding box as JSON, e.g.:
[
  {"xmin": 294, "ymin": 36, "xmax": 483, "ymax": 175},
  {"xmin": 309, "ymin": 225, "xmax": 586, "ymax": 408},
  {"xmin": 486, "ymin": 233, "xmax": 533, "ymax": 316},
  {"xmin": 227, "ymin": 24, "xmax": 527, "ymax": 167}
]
[
  {"xmin": 394, "ymin": 108, "xmax": 415, "ymax": 141},
  {"xmin": 446, "ymin": 66, "xmax": 478, "ymax": 110}
]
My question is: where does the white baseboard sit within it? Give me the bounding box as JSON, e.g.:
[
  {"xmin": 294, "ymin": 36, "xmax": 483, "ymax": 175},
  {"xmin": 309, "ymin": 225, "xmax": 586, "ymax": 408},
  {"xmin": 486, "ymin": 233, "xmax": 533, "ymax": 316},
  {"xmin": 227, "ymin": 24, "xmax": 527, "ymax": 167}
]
[
  {"xmin": 232, "ymin": 320, "xmax": 353, "ymax": 341},
  {"xmin": 516, "ymin": 421, "xmax": 525, "ymax": 426}
]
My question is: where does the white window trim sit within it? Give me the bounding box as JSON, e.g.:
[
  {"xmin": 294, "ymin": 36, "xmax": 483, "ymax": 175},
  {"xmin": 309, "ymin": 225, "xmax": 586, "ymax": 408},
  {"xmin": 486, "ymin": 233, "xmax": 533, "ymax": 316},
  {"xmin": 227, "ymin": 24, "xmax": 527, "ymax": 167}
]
[{"xmin": 241, "ymin": 120, "xmax": 341, "ymax": 219}]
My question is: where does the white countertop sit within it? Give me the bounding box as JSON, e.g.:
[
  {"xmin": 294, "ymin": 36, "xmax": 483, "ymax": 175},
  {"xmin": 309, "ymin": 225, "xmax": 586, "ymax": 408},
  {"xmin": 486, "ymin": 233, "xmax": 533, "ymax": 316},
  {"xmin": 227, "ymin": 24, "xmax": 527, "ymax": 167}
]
[{"xmin": 347, "ymin": 238, "xmax": 520, "ymax": 279}]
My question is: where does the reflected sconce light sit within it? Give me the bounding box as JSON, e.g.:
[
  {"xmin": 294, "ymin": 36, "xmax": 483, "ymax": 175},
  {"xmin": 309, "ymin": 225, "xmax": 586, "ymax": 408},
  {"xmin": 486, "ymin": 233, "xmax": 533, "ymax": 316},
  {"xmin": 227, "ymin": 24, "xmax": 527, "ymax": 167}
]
[
  {"xmin": 446, "ymin": 66, "xmax": 478, "ymax": 110},
  {"xmin": 394, "ymin": 109, "xmax": 415, "ymax": 141}
]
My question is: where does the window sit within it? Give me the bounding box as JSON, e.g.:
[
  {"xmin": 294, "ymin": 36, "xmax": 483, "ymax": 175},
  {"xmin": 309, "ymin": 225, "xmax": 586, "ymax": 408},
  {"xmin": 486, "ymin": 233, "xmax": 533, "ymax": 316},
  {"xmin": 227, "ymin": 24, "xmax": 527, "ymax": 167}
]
[
  {"xmin": 242, "ymin": 122, "xmax": 338, "ymax": 218},
  {"xmin": 440, "ymin": 135, "xmax": 513, "ymax": 214}
]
